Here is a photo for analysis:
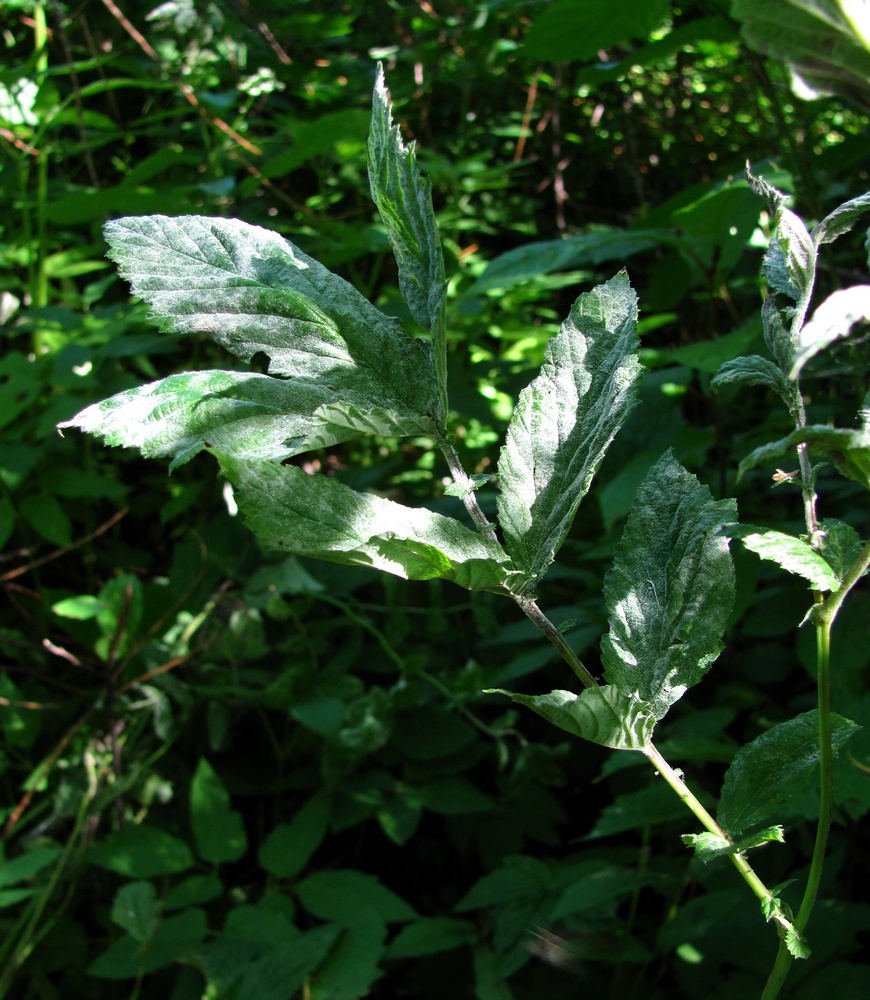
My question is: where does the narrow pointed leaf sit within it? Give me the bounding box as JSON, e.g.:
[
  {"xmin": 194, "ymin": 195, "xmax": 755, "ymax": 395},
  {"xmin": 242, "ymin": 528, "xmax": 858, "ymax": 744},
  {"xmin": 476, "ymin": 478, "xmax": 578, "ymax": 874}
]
[
  {"xmin": 487, "ymin": 685, "xmax": 655, "ymax": 750},
  {"xmin": 762, "ymin": 233, "xmax": 801, "ymax": 301},
  {"xmin": 812, "ymin": 189, "xmax": 870, "ymax": 245},
  {"xmin": 772, "ymin": 207, "xmax": 815, "ymax": 296},
  {"xmin": 790, "ymin": 285, "xmax": 870, "ymax": 380},
  {"xmin": 59, "ymin": 370, "xmax": 434, "ymax": 469},
  {"xmin": 101, "ymin": 214, "xmax": 442, "ymax": 437},
  {"xmin": 601, "ymin": 451, "xmax": 736, "ymax": 722},
  {"xmin": 368, "ymin": 66, "xmax": 447, "ymax": 418},
  {"xmin": 496, "ymin": 271, "xmax": 641, "ymax": 591},
  {"xmin": 761, "ymin": 295, "xmax": 795, "ymax": 373},
  {"xmin": 717, "ymin": 710, "xmax": 860, "ymax": 837},
  {"xmin": 218, "ymin": 455, "xmax": 516, "ymax": 593},
  {"xmin": 726, "ymin": 524, "xmax": 840, "ymax": 592},
  {"xmin": 738, "ymin": 425, "xmax": 870, "ymax": 491},
  {"xmin": 711, "ymin": 354, "xmax": 790, "ymax": 402}
]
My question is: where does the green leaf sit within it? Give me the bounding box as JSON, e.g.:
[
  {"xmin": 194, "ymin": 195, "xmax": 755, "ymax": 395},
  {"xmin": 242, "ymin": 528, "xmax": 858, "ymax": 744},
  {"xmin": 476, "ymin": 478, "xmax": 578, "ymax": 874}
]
[
  {"xmin": 761, "ymin": 294, "xmax": 795, "ymax": 373},
  {"xmin": 190, "ymin": 758, "xmax": 248, "ymax": 866},
  {"xmin": 762, "ymin": 230, "xmax": 801, "ymax": 301},
  {"xmin": 85, "ymin": 215, "xmax": 441, "ymax": 461},
  {"xmin": 89, "ymin": 824, "xmax": 194, "ymax": 878},
  {"xmin": 772, "ymin": 207, "xmax": 815, "ymax": 297},
  {"xmin": 259, "ymin": 795, "xmax": 330, "ymax": 879},
  {"xmin": 812, "ymin": 190, "xmax": 870, "ymax": 245},
  {"xmin": 51, "ymin": 594, "xmax": 103, "ymax": 620},
  {"xmin": 218, "ymin": 455, "xmax": 516, "ymax": 593},
  {"xmin": 682, "ymin": 825, "xmax": 785, "ymax": 863},
  {"xmin": 385, "ymin": 917, "xmax": 478, "ymax": 959},
  {"xmin": 486, "ymin": 685, "xmax": 655, "ymax": 751},
  {"xmin": 601, "ymin": 452, "xmax": 736, "ymax": 721},
  {"xmin": 496, "ymin": 271, "xmax": 641, "ymax": 590},
  {"xmin": 308, "ymin": 920, "xmax": 386, "ymax": 1000},
  {"xmin": 816, "ymin": 518, "xmax": 867, "ymax": 585},
  {"xmin": 0, "ymin": 847, "xmax": 61, "ymax": 888},
  {"xmin": 726, "ymin": 524, "xmax": 840, "ymax": 591},
  {"xmin": 711, "ymin": 354, "xmax": 790, "ymax": 402},
  {"xmin": 61, "ymin": 370, "xmax": 441, "ymax": 469},
  {"xmin": 790, "ymin": 285, "xmax": 870, "ymax": 381},
  {"xmin": 738, "ymin": 424, "xmax": 870, "ymax": 491},
  {"xmin": 368, "ymin": 66, "xmax": 447, "ymax": 421},
  {"xmin": 295, "ymin": 870, "xmax": 416, "ymax": 924},
  {"xmin": 717, "ymin": 710, "xmax": 860, "ymax": 837},
  {"xmin": 111, "ymin": 881, "xmax": 159, "ymax": 943},
  {"xmin": 523, "ymin": 0, "xmax": 670, "ymax": 61}
]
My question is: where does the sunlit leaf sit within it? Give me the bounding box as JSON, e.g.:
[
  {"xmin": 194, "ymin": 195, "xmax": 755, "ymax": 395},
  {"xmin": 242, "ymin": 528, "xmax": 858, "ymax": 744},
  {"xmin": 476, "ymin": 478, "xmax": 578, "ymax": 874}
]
[
  {"xmin": 812, "ymin": 189, "xmax": 870, "ymax": 245},
  {"xmin": 496, "ymin": 271, "xmax": 641, "ymax": 590},
  {"xmin": 601, "ymin": 451, "xmax": 736, "ymax": 721},
  {"xmin": 738, "ymin": 424, "xmax": 870, "ymax": 491},
  {"xmin": 726, "ymin": 524, "xmax": 840, "ymax": 592},
  {"xmin": 790, "ymin": 285, "xmax": 870, "ymax": 380}
]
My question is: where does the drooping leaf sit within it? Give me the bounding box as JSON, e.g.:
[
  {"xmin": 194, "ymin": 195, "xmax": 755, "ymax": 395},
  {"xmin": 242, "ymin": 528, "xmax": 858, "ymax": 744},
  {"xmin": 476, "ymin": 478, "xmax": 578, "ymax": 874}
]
[
  {"xmin": 790, "ymin": 285, "xmax": 870, "ymax": 380},
  {"xmin": 496, "ymin": 271, "xmax": 641, "ymax": 590},
  {"xmin": 738, "ymin": 424, "xmax": 870, "ymax": 491},
  {"xmin": 92, "ymin": 215, "xmax": 441, "ymax": 452},
  {"xmin": 218, "ymin": 454, "xmax": 517, "ymax": 593},
  {"xmin": 60, "ymin": 370, "xmax": 437, "ymax": 470},
  {"xmin": 486, "ymin": 685, "xmax": 656, "ymax": 751},
  {"xmin": 711, "ymin": 354, "xmax": 791, "ymax": 403},
  {"xmin": 812, "ymin": 189, "xmax": 870, "ymax": 245},
  {"xmin": 725, "ymin": 524, "xmax": 841, "ymax": 592},
  {"xmin": 717, "ymin": 710, "xmax": 860, "ymax": 838},
  {"xmin": 368, "ymin": 66, "xmax": 447, "ymax": 420},
  {"xmin": 601, "ymin": 451, "xmax": 737, "ymax": 722}
]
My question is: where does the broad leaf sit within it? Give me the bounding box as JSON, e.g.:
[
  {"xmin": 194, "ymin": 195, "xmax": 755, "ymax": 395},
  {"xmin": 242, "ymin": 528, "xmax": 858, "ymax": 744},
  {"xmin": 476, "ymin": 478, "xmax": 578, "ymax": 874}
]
[
  {"xmin": 60, "ymin": 370, "xmax": 435, "ymax": 470},
  {"xmin": 368, "ymin": 66, "xmax": 447, "ymax": 419},
  {"xmin": 218, "ymin": 455, "xmax": 517, "ymax": 593},
  {"xmin": 816, "ymin": 518, "xmax": 867, "ymax": 585},
  {"xmin": 601, "ymin": 451, "xmax": 736, "ymax": 721},
  {"xmin": 190, "ymin": 758, "xmax": 247, "ymax": 866},
  {"xmin": 726, "ymin": 525, "xmax": 840, "ymax": 592},
  {"xmin": 717, "ymin": 710, "xmax": 860, "ymax": 837},
  {"xmin": 738, "ymin": 424, "xmax": 870, "ymax": 491},
  {"xmin": 790, "ymin": 285, "xmax": 870, "ymax": 380},
  {"xmin": 523, "ymin": 0, "xmax": 670, "ymax": 62},
  {"xmin": 496, "ymin": 271, "xmax": 641, "ymax": 590},
  {"xmin": 486, "ymin": 685, "xmax": 656, "ymax": 750},
  {"xmin": 98, "ymin": 214, "xmax": 442, "ymax": 446}
]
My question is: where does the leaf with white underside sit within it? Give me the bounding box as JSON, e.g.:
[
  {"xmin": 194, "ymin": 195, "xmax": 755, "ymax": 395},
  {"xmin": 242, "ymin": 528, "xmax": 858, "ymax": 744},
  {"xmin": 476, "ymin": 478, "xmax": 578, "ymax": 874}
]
[
  {"xmin": 789, "ymin": 285, "xmax": 870, "ymax": 381},
  {"xmin": 711, "ymin": 354, "xmax": 790, "ymax": 403},
  {"xmin": 496, "ymin": 271, "xmax": 641, "ymax": 591},
  {"xmin": 812, "ymin": 190, "xmax": 870, "ymax": 246},
  {"xmin": 601, "ymin": 451, "xmax": 736, "ymax": 722},
  {"xmin": 487, "ymin": 685, "xmax": 655, "ymax": 750},
  {"xmin": 368, "ymin": 66, "xmax": 447, "ymax": 420},
  {"xmin": 717, "ymin": 710, "xmax": 860, "ymax": 838},
  {"xmin": 93, "ymin": 215, "xmax": 441, "ymax": 453},
  {"xmin": 725, "ymin": 524, "xmax": 840, "ymax": 592},
  {"xmin": 59, "ymin": 370, "xmax": 434, "ymax": 470},
  {"xmin": 218, "ymin": 455, "xmax": 517, "ymax": 593}
]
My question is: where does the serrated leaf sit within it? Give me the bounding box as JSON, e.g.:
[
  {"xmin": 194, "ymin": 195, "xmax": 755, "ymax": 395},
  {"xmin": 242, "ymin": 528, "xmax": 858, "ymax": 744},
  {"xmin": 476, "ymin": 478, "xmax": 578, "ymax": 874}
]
[
  {"xmin": 773, "ymin": 207, "xmax": 815, "ymax": 296},
  {"xmin": 711, "ymin": 354, "xmax": 790, "ymax": 402},
  {"xmin": 93, "ymin": 215, "xmax": 441, "ymax": 453},
  {"xmin": 738, "ymin": 424, "xmax": 870, "ymax": 491},
  {"xmin": 726, "ymin": 524, "xmax": 840, "ymax": 591},
  {"xmin": 218, "ymin": 454, "xmax": 516, "ymax": 593},
  {"xmin": 601, "ymin": 452, "xmax": 736, "ymax": 722},
  {"xmin": 717, "ymin": 710, "xmax": 860, "ymax": 837},
  {"xmin": 486, "ymin": 685, "xmax": 655, "ymax": 750},
  {"xmin": 682, "ymin": 825, "xmax": 785, "ymax": 863},
  {"xmin": 790, "ymin": 285, "xmax": 870, "ymax": 380},
  {"xmin": 745, "ymin": 164, "xmax": 788, "ymax": 214},
  {"xmin": 496, "ymin": 271, "xmax": 641, "ymax": 590},
  {"xmin": 817, "ymin": 518, "xmax": 867, "ymax": 584},
  {"xmin": 60, "ymin": 370, "xmax": 437, "ymax": 470},
  {"xmin": 762, "ymin": 233, "xmax": 801, "ymax": 301},
  {"xmin": 812, "ymin": 189, "xmax": 870, "ymax": 245},
  {"xmin": 785, "ymin": 926, "xmax": 812, "ymax": 959},
  {"xmin": 368, "ymin": 67, "xmax": 447, "ymax": 421},
  {"xmin": 761, "ymin": 294, "xmax": 796, "ymax": 373}
]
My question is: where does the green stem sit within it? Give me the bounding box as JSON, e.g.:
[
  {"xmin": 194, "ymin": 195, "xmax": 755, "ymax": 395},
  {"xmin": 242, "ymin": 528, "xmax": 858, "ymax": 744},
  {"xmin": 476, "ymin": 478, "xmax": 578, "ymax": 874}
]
[{"xmin": 440, "ymin": 439, "xmax": 499, "ymax": 543}]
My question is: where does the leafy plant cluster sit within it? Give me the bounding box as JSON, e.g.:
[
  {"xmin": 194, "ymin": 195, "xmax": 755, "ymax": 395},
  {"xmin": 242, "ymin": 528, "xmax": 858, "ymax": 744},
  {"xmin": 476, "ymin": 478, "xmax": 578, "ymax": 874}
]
[{"xmin": 2, "ymin": 2, "xmax": 870, "ymax": 999}]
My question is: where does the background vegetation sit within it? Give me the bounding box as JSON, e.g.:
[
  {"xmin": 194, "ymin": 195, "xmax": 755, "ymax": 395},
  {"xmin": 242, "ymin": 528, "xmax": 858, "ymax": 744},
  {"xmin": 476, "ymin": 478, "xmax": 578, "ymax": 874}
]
[{"xmin": 1, "ymin": 1, "xmax": 869, "ymax": 998}]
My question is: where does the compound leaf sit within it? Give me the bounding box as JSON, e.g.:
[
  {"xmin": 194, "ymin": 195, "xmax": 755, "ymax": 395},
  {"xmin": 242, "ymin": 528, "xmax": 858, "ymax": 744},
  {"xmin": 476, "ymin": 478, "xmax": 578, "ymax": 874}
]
[
  {"xmin": 218, "ymin": 454, "xmax": 516, "ymax": 593},
  {"xmin": 717, "ymin": 710, "xmax": 860, "ymax": 838},
  {"xmin": 601, "ymin": 451, "xmax": 736, "ymax": 721},
  {"xmin": 487, "ymin": 685, "xmax": 655, "ymax": 750},
  {"xmin": 496, "ymin": 271, "xmax": 641, "ymax": 591}
]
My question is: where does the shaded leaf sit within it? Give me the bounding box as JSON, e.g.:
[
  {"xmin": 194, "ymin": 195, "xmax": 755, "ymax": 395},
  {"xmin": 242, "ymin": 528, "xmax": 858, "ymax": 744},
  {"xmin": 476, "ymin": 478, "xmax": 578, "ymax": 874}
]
[
  {"xmin": 790, "ymin": 285, "xmax": 870, "ymax": 380},
  {"xmin": 385, "ymin": 918, "xmax": 478, "ymax": 959},
  {"xmin": 682, "ymin": 825, "xmax": 785, "ymax": 863},
  {"xmin": 812, "ymin": 189, "xmax": 870, "ymax": 245},
  {"xmin": 219, "ymin": 455, "xmax": 516, "ymax": 593},
  {"xmin": 711, "ymin": 354, "xmax": 790, "ymax": 402},
  {"xmin": 259, "ymin": 795, "xmax": 330, "ymax": 879},
  {"xmin": 89, "ymin": 824, "xmax": 193, "ymax": 878},
  {"xmin": 487, "ymin": 685, "xmax": 655, "ymax": 751},
  {"xmin": 496, "ymin": 271, "xmax": 641, "ymax": 590},
  {"xmin": 523, "ymin": 0, "xmax": 670, "ymax": 62},
  {"xmin": 738, "ymin": 424, "xmax": 870, "ymax": 491},
  {"xmin": 190, "ymin": 758, "xmax": 247, "ymax": 866},
  {"xmin": 601, "ymin": 452, "xmax": 736, "ymax": 721},
  {"xmin": 296, "ymin": 869, "xmax": 416, "ymax": 924},
  {"xmin": 717, "ymin": 710, "xmax": 860, "ymax": 837}
]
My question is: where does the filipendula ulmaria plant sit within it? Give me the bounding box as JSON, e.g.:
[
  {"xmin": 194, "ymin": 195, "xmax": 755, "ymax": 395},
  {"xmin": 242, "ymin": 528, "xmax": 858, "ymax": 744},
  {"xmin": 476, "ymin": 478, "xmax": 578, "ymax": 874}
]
[
  {"xmin": 60, "ymin": 70, "xmax": 807, "ymax": 983},
  {"xmin": 711, "ymin": 168, "xmax": 870, "ymax": 999}
]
